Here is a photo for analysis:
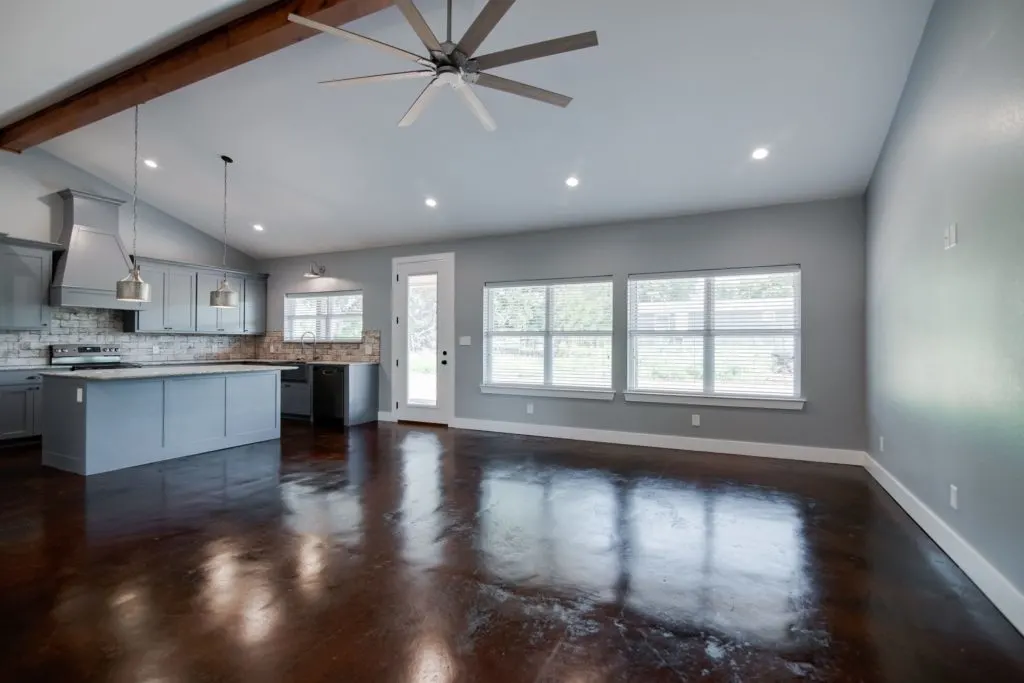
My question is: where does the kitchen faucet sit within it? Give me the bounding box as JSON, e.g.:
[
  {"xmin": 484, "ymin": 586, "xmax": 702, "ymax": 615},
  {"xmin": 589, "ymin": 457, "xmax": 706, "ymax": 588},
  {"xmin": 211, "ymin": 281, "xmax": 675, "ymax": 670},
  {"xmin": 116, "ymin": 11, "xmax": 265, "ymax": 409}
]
[{"xmin": 299, "ymin": 331, "xmax": 317, "ymax": 361}]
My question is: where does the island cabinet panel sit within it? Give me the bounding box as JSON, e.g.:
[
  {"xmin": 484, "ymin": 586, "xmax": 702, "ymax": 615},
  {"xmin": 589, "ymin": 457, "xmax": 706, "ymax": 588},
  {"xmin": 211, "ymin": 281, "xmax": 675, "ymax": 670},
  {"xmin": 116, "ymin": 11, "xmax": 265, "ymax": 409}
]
[
  {"xmin": 227, "ymin": 373, "xmax": 278, "ymax": 436},
  {"xmin": 41, "ymin": 369, "xmax": 283, "ymax": 475},
  {"xmin": 87, "ymin": 381, "xmax": 165, "ymax": 472},
  {"xmin": 165, "ymin": 377, "xmax": 227, "ymax": 450}
]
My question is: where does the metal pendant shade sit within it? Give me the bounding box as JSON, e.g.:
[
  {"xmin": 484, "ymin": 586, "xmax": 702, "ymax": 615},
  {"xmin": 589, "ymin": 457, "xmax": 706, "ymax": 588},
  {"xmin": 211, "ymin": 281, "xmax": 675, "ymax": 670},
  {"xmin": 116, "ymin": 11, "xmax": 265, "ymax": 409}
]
[
  {"xmin": 210, "ymin": 155, "xmax": 239, "ymax": 309},
  {"xmin": 116, "ymin": 266, "xmax": 151, "ymax": 302},
  {"xmin": 115, "ymin": 106, "xmax": 151, "ymax": 303}
]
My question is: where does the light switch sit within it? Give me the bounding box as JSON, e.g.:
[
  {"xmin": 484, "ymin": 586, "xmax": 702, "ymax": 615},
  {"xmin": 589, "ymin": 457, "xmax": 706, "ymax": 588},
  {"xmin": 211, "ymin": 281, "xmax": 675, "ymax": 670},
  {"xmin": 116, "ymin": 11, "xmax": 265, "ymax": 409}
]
[
  {"xmin": 691, "ymin": 414, "xmax": 701, "ymax": 427},
  {"xmin": 76, "ymin": 387, "xmax": 83, "ymax": 403},
  {"xmin": 459, "ymin": 336, "xmax": 472, "ymax": 346}
]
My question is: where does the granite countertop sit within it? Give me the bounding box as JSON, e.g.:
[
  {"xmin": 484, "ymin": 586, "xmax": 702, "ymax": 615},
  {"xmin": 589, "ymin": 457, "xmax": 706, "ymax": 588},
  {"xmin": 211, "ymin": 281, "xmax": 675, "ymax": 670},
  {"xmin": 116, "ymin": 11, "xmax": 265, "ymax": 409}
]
[{"xmin": 39, "ymin": 364, "xmax": 298, "ymax": 381}]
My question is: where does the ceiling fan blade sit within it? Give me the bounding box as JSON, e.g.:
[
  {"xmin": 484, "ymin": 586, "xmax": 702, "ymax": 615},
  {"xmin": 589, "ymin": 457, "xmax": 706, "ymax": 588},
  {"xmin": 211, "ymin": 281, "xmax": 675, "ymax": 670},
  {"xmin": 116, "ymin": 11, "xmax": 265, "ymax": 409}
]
[
  {"xmin": 399, "ymin": 78, "xmax": 443, "ymax": 127},
  {"xmin": 393, "ymin": 0, "xmax": 443, "ymax": 54},
  {"xmin": 474, "ymin": 31, "xmax": 599, "ymax": 71},
  {"xmin": 457, "ymin": 85, "xmax": 497, "ymax": 131},
  {"xmin": 456, "ymin": 0, "xmax": 516, "ymax": 57},
  {"xmin": 288, "ymin": 14, "xmax": 429, "ymax": 66},
  {"xmin": 319, "ymin": 70, "xmax": 435, "ymax": 87},
  {"xmin": 474, "ymin": 72, "xmax": 572, "ymax": 108}
]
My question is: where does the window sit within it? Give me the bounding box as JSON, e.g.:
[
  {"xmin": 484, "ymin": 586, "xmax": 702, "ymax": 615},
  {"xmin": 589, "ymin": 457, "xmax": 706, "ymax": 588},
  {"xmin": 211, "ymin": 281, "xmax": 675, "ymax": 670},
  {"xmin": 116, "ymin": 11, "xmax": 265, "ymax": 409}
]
[
  {"xmin": 284, "ymin": 291, "xmax": 363, "ymax": 342},
  {"xmin": 483, "ymin": 278, "xmax": 613, "ymax": 396},
  {"xmin": 627, "ymin": 267, "xmax": 801, "ymax": 401}
]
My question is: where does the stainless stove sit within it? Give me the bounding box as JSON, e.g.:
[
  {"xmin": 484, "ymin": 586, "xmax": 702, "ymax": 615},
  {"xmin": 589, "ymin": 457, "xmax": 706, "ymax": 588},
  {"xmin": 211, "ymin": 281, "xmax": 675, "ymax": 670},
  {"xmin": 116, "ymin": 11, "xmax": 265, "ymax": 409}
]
[{"xmin": 50, "ymin": 345, "xmax": 143, "ymax": 371}]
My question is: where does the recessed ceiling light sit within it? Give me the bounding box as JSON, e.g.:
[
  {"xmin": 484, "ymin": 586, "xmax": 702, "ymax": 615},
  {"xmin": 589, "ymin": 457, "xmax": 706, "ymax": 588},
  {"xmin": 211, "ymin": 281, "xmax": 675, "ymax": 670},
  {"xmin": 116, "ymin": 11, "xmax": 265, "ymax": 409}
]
[
  {"xmin": 425, "ymin": 197, "xmax": 438, "ymax": 208},
  {"xmin": 565, "ymin": 176, "xmax": 580, "ymax": 188},
  {"xmin": 751, "ymin": 147, "xmax": 770, "ymax": 161},
  {"xmin": 253, "ymin": 224, "xmax": 264, "ymax": 232},
  {"xmin": 144, "ymin": 159, "xmax": 159, "ymax": 169}
]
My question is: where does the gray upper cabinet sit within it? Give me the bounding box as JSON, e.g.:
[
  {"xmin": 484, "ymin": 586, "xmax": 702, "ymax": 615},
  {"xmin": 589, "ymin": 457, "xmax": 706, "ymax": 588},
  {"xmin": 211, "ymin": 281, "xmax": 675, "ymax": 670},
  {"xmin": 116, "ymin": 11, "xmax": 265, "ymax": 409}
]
[
  {"xmin": 122, "ymin": 258, "xmax": 264, "ymax": 336},
  {"xmin": 244, "ymin": 277, "xmax": 267, "ymax": 335},
  {"xmin": 136, "ymin": 263, "xmax": 168, "ymax": 332},
  {"xmin": 0, "ymin": 242, "xmax": 55, "ymax": 331},
  {"xmin": 197, "ymin": 272, "xmax": 244, "ymax": 333},
  {"xmin": 131, "ymin": 263, "xmax": 197, "ymax": 333},
  {"xmin": 165, "ymin": 268, "xmax": 197, "ymax": 332}
]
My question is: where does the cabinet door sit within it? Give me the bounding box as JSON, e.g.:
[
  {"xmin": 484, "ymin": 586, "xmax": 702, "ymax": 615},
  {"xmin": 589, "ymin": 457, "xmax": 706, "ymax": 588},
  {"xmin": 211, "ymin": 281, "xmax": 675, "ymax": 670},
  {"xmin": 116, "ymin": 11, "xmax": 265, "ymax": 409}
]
[
  {"xmin": 135, "ymin": 265, "xmax": 167, "ymax": 332},
  {"xmin": 281, "ymin": 382, "xmax": 311, "ymax": 416},
  {"xmin": 0, "ymin": 246, "xmax": 51, "ymax": 331},
  {"xmin": 0, "ymin": 386, "xmax": 34, "ymax": 440},
  {"xmin": 31, "ymin": 385, "xmax": 43, "ymax": 436},
  {"xmin": 195, "ymin": 272, "xmax": 222, "ymax": 332},
  {"xmin": 243, "ymin": 278, "xmax": 267, "ymax": 335},
  {"xmin": 218, "ymin": 275, "xmax": 245, "ymax": 333},
  {"xmin": 164, "ymin": 268, "xmax": 197, "ymax": 332}
]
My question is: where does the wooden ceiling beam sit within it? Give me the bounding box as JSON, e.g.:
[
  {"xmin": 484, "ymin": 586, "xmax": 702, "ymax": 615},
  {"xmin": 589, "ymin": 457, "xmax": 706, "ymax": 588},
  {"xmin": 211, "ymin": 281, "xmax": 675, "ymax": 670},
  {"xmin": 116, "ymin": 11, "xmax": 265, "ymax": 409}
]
[{"xmin": 0, "ymin": 0, "xmax": 393, "ymax": 152}]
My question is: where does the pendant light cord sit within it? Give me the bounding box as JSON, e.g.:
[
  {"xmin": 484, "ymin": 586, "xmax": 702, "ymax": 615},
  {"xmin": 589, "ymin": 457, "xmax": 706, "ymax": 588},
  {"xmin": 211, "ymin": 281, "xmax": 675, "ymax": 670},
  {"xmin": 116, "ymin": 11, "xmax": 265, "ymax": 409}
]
[
  {"xmin": 446, "ymin": 0, "xmax": 452, "ymax": 43},
  {"xmin": 221, "ymin": 156, "xmax": 231, "ymax": 277},
  {"xmin": 131, "ymin": 106, "xmax": 139, "ymax": 267}
]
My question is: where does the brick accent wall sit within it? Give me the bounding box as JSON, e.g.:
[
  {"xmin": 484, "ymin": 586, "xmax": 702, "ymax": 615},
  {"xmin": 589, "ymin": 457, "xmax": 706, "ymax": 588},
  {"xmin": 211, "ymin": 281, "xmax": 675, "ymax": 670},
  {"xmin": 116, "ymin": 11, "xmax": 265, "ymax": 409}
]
[
  {"xmin": 256, "ymin": 330, "xmax": 381, "ymax": 363},
  {"xmin": 0, "ymin": 308, "xmax": 381, "ymax": 367}
]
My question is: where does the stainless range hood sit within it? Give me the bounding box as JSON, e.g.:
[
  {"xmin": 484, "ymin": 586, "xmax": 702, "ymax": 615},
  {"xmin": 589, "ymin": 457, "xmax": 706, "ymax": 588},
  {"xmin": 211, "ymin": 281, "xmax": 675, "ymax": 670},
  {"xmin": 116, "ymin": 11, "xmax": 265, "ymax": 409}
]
[{"xmin": 50, "ymin": 189, "xmax": 142, "ymax": 310}]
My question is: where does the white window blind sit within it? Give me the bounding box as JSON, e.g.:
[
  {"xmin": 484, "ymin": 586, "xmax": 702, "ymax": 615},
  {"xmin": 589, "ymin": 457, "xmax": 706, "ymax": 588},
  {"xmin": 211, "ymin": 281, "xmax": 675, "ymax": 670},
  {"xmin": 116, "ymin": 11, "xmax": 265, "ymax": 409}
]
[
  {"xmin": 483, "ymin": 279, "xmax": 613, "ymax": 390},
  {"xmin": 284, "ymin": 291, "xmax": 363, "ymax": 342},
  {"xmin": 628, "ymin": 267, "xmax": 800, "ymax": 398}
]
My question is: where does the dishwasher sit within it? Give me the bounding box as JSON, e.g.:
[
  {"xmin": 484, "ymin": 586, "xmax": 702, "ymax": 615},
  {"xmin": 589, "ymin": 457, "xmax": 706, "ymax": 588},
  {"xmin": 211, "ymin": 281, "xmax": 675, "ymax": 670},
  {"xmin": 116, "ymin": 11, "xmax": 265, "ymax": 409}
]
[{"xmin": 311, "ymin": 365, "xmax": 378, "ymax": 426}]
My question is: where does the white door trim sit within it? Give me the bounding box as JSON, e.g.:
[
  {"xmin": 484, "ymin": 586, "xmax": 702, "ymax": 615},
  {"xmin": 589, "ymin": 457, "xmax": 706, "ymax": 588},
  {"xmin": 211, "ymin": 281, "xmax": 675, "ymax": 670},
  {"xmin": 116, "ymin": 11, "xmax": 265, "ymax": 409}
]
[{"xmin": 391, "ymin": 252, "xmax": 455, "ymax": 425}]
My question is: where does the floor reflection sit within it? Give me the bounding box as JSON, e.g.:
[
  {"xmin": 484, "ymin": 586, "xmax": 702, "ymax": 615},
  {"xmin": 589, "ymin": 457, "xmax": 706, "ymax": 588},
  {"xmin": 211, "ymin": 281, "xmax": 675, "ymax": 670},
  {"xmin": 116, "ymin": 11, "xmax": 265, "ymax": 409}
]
[{"xmin": 2, "ymin": 423, "xmax": 1022, "ymax": 682}]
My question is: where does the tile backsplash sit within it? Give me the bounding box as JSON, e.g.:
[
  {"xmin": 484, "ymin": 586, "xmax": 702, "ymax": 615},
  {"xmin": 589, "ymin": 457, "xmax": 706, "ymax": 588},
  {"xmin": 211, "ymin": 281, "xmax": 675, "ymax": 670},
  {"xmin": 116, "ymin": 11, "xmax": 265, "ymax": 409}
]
[
  {"xmin": 257, "ymin": 330, "xmax": 380, "ymax": 363},
  {"xmin": 0, "ymin": 308, "xmax": 381, "ymax": 367}
]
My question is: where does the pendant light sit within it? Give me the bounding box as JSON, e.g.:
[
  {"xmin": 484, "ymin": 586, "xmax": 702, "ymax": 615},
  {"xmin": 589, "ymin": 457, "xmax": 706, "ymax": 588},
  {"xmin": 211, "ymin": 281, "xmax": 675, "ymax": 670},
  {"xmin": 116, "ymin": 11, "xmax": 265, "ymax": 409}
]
[
  {"xmin": 210, "ymin": 154, "xmax": 239, "ymax": 309},
  {"xmin": 115, "ymin": 106, "xmax": 151, "ymax": 303}
]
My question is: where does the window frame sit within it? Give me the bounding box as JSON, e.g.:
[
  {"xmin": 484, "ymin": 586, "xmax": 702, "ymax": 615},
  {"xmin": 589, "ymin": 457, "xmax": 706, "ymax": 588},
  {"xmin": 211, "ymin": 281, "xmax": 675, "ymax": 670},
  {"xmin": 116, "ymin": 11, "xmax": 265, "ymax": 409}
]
[
  {"xmin": 481, "ymin": 277, "xmax": 615, "ymax": 400},
  {"xmin": 283, "ymin": 290, "xmax": 364, "ymax": 343},
  {"xmin": 625, "ymin": 266, "xmax": 804, "ymax": 410}
]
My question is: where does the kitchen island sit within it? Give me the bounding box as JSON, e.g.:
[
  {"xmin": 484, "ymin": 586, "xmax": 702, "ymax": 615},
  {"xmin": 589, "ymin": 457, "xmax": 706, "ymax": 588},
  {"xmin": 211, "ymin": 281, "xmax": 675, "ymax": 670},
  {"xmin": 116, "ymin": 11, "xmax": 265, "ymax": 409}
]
[{"xmin": 39, "ymin": 365, "xmax": 295, "ymax": 475}]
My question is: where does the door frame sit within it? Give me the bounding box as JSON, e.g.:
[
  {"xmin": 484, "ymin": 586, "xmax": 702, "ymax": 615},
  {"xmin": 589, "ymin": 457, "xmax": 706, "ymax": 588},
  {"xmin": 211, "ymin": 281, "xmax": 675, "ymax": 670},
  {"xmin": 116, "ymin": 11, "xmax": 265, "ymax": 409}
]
[{"xmin": 391, "ymin": 252, "xmax": 455, "ymax": 425}]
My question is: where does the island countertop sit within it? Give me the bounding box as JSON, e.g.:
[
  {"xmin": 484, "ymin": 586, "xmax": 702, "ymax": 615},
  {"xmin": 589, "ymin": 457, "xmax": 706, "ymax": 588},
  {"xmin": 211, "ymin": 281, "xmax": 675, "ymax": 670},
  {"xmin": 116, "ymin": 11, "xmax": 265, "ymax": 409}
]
[{"xmin": 39, "ymin": 364, "xmax": 298, "ymax": 381}]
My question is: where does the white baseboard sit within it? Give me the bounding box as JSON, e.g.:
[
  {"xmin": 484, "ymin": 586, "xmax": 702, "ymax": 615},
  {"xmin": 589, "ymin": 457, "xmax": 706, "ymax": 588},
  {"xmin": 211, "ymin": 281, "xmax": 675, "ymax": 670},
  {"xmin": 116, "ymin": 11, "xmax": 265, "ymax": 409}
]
[
  {"xmin": 377, "ymin": 411, "xmax": 396, "ymax": 422},
  {"xmin": 449, "ymin": 417, "xmax": 865, "ymax": 466},
  {"xmin": 865, "ymin": 455, "xmax": 1024, "ymax": 636}
]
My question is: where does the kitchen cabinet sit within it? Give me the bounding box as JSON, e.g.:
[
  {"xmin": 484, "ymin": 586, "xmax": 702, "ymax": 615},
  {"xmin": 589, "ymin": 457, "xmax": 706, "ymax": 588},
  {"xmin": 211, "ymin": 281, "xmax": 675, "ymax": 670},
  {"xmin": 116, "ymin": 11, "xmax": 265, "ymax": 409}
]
[
  {"xmin": 0, "ymin": 385, "xmax": 38, "ymax": 440},
  {"xmin": 0, "ymin": 241, "xmax": 55, "ymax": 331},
  {"xmin": 243, "ymin": 277, "xmax": 267, "ymax": 335},
  {"xmin": 281, "ymin": 381, "xmax": 311, "ymax": 417},
  {"xmin": 130, "ymin": 263, "xmax": 197, "ymax": 333},
  {"xmin": 196, "ymin": 273, "xmax": 244, "ymax": 333}
]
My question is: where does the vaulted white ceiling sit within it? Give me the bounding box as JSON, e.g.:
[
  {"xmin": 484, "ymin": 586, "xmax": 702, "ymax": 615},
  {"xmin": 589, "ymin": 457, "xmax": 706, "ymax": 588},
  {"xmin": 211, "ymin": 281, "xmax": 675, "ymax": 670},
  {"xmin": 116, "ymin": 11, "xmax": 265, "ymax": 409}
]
[{"xmin": 11, "ymin": 0, "xmax": 934, "ymax": 258}]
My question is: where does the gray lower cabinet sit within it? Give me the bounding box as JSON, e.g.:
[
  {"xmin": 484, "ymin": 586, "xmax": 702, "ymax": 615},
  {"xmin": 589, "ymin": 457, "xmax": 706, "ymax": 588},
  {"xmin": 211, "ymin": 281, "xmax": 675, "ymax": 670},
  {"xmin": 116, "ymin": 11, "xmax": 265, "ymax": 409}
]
[
  {"xmin": 0, "ymin": 243, "xmax": 54, "ymax": 331},
  {"xmin": 197, "ymin": 273, "xmax": 245, "ymax": 333},
  {"xmin": 243, "ymin": 277, "xmax": 267, "ymax": 335},
  {"xmin": 281, "ymin": 381, "xmax": 311, "ymax": 416},
  {"xmin": 0, "ymin": 385, "xmax": 39, "ymax": 439}
]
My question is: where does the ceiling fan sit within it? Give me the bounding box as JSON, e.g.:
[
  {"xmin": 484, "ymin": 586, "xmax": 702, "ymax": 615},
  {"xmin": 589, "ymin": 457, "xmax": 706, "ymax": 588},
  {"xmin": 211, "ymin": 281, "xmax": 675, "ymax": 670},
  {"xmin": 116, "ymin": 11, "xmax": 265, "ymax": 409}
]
[{"xmin": 288, "ymin": 0, "xmax": 599, "ymax": 131}]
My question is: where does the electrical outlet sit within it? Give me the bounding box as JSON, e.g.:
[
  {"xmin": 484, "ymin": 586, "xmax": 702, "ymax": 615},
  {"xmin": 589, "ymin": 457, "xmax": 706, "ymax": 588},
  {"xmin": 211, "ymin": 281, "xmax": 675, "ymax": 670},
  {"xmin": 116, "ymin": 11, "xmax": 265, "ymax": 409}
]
[
  {"xmin": 459, "ymin": 336, "xmax": 472, "ymax": 346},
  {"xmin": 526, "ymin": 402, "xmax": 534, "ymax": 415},
  {"xmin": 950, "ymin": 485, "xmax": 958, "ymax": 510},
  {"xmin": 945, "ymin": 222, "xmax": 959, "ymax": 250},
  {"xmin": 363, "ymin": 344, "xmax": 372, "ymax": 355},
  {"xmin": 879, "ymin": 436, "xmax": 885, "ymax": 453},
  {"xmin": 691, "ymin": 414, "xmax": 701, "ymax": 427},
  {"xmin": 152, "ymin": 345, "xmax": 160, "ymax": 354}
]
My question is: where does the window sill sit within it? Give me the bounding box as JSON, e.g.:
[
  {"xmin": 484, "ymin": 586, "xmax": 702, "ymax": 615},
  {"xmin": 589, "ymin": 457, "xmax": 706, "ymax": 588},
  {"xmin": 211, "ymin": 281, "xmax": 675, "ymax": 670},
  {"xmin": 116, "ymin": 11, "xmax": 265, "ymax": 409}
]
[
  {"xmin": 480, "ymin": 385, "xmax": 616, "ymax": 401},
  {"xmin": 624, "ymin": 392, "xmax": 805, "ymax": 410}
]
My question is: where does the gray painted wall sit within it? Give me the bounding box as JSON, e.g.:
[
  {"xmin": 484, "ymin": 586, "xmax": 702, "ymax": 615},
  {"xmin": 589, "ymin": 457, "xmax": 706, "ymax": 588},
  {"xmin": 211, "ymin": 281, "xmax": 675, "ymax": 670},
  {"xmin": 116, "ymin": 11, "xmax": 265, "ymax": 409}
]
[
  {"xmin": 0, "ymin": 148, "xmax": 256, "ymax": 270},
  {"xmin": 867, "ymin": 0, "xmax": 1024, "ymax": 592},
  {"xmin": 261, "ymin": 198, "xmax": 866, "ymax": 450}
]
